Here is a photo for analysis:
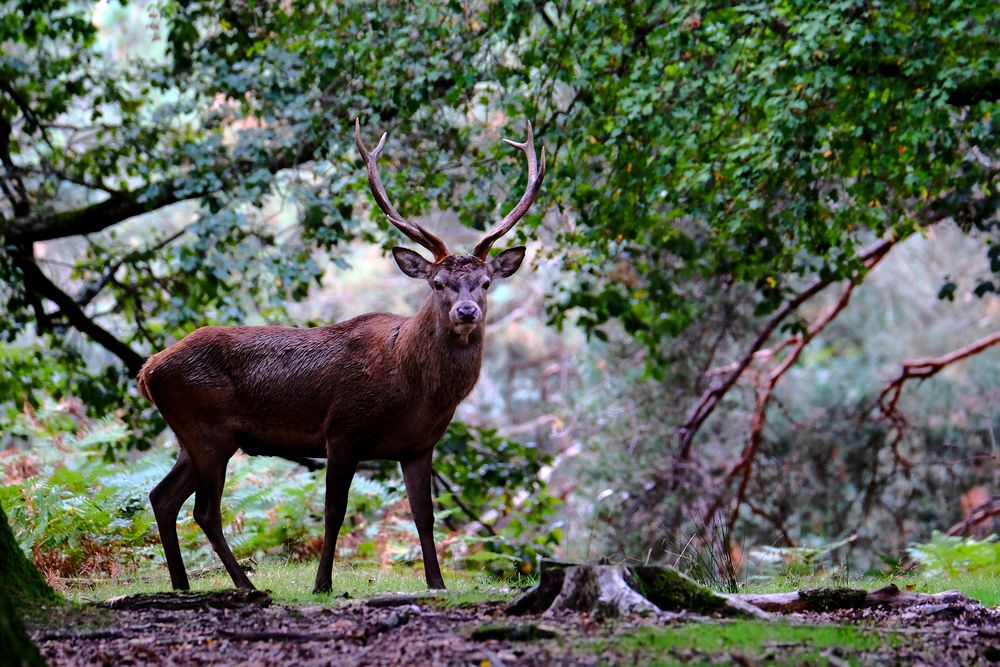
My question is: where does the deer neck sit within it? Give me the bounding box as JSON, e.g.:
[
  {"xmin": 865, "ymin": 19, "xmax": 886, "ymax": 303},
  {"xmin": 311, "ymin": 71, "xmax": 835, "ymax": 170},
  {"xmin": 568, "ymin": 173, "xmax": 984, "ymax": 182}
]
[{"xmin": 394, "ymin": 296, "xmax": 484, "ymax": 403}]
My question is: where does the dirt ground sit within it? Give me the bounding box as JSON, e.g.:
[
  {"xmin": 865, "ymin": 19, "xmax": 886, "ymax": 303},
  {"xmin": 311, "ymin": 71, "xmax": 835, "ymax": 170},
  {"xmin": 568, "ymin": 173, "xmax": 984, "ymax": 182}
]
[{"xmin": 27, "ymin": 590, "xmax": 1000, "ymax": 666}]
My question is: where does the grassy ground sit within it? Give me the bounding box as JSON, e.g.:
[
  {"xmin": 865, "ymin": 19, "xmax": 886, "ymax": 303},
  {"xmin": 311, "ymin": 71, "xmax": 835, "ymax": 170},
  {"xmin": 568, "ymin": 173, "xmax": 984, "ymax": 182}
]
[
  {"xmin": 61, "ymin": 559, "xmax": 520, "ymax": 606},
  {"xmin": 607, "ymin": 621, "xmax": 899, "ymax": 667},
  {"xmin": 60, "ymin": 559, "xmax": 1000, "ymax": 607}
]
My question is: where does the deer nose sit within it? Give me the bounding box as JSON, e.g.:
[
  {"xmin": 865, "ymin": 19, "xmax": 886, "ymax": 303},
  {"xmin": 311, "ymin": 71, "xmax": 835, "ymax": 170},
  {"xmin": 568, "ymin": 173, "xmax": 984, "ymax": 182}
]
[{"xmin": 455, "ymin": 304, "xmax": 479, "ymax": 322}]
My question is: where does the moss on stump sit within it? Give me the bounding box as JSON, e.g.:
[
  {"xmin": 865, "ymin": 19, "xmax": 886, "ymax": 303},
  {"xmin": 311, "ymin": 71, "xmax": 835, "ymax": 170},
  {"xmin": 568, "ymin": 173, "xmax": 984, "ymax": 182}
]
[{"xmin": 630, "ymin": 566, "xmax": 730, "ymax": 614}]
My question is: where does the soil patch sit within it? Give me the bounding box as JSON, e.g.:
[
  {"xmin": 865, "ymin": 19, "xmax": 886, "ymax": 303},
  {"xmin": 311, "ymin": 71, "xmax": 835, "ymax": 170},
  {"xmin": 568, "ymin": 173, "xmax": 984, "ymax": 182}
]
[{"xmin": 27, "ymin": 590, "xmax": 1000, "ymax": 665}]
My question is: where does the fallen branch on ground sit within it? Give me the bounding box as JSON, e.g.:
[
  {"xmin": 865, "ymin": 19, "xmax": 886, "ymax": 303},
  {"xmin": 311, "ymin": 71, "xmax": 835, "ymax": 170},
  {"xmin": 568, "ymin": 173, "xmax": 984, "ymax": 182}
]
[
  {"xmin": 98, "ymin": 589, "xmax": 271, "ymax": 611},
  {"xmin": 729, "ymin": 584, "xmax": 979, "ymax": 614}
]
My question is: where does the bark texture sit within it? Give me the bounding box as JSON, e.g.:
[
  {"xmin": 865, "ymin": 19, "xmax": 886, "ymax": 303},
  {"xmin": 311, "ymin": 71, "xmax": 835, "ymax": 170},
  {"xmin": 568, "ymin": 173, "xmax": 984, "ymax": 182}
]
[{"xmin": 0, "ymin": 505, "xmax": 56, "ymax": 666}]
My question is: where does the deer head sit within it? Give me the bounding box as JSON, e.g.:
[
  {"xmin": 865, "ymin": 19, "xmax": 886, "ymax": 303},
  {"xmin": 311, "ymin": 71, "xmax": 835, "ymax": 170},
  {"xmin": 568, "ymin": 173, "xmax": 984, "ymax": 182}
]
[{"xmin": 355, "ymin": 119, "xmax": 546, "ymax": 341}]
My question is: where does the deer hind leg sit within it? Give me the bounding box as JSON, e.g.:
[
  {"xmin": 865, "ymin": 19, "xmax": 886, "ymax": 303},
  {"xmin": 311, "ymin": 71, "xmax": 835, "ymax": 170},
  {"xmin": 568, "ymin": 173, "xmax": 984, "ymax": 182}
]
[
  {"xmin": 190, "ymin": 444, "xmax": 254, "ymax": 590},
  {"xmin": 402, "ymin": 452, "xmax": 445, "ymax": 590},
  {"xmin": 150, "ymin": 448, "xmax": 199, "ymax": 590}
]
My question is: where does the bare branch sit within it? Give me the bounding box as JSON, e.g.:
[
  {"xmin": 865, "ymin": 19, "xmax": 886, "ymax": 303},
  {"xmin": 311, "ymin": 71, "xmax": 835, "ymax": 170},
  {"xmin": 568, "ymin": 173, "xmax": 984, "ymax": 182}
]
[
  {"xmin": 14, "ymin": 252, "xmax": 145, "ymax": 374},
  {"xmin": 878, "ymin": 330, "xmax": 1000, "ymax": 418},
  {"xmin": 677, "ymin": 237, "xmax": 896, "ymax": 460},
  {"xmin": 947, "ymin": 499, "xmax": 1000, "ymax": 538},
  {"xmin": 76, "ymin": 228, "xmax": 187, "ymax": 307},
  {"xmin": 5, "ymin": 141, "xmax": 319, "ymax": 244},
  {"xmin": 703, "ymin": 274, "xmax": 866, "ymax": 533},
  {"xmin": 432, "ymin": 470, "xmax": 498, "ymax": 537}
]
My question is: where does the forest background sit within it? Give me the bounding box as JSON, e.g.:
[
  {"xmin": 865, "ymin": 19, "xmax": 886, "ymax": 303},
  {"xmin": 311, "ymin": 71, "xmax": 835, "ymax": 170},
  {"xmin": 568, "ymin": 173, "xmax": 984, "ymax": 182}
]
[{"xmin": 0, "ymin": 0, "xmax": 998, "ymax": 592}]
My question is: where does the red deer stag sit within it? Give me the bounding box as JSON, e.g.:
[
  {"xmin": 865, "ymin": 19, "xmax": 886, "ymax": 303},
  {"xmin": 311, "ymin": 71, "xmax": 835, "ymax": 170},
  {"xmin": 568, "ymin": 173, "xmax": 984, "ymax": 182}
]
[{"xmin": 138, "ymin": 119, "xmax": 545, "ymax": 593}]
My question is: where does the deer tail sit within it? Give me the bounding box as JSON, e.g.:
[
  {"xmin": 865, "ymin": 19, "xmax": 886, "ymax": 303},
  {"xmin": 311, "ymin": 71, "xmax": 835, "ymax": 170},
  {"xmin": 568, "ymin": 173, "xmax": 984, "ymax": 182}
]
[{"xmin": 137, "ymin": 358, "xmax": 155, "ymax": 403}]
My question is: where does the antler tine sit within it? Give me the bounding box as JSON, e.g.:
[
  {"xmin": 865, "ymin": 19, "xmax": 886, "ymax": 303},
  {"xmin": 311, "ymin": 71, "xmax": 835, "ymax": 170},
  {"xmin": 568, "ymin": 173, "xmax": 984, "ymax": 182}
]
[
  {"xmin": 473, "ymin": 121, "xmax": 547, "ymax": 260},
  {"xmin": 354, "ymin": 118, "xmax": 450, "ymax": 262}
]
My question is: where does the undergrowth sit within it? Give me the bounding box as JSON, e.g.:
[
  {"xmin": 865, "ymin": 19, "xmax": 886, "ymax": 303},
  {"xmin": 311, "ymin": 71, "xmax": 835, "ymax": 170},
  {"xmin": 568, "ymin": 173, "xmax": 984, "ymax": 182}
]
[{"xmin": 0, "ymin": 401, "xmax": 560, "ymax": 586}]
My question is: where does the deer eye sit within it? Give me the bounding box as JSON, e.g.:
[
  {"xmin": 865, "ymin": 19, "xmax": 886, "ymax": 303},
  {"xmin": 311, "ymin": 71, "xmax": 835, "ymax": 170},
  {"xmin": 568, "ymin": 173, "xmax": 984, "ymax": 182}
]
[
  {"xmin": 432, "ymin": 279, "xmax": 444, "ymax": 291},
  {"xmin": 482, "ymin": 280, "xmax": 491, "ymax": 290}
]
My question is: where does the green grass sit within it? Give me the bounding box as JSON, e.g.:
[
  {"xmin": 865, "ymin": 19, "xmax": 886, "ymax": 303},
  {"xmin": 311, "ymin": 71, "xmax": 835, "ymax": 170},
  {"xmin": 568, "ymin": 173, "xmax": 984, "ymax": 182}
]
[
  {"xmin": 61, "ymin": 558, "xmax": 1000, "ymax": 608},
  {"xmin": 607, "ymin": 620, "xmax": 897, "ymax": 667},
  {"xmin": 62, "ymin": 560, "xmax": 520, "ymax": 605},
  {"xmin": 738, "ymin": 572, "xmax": 1000, "ymax": 606}
]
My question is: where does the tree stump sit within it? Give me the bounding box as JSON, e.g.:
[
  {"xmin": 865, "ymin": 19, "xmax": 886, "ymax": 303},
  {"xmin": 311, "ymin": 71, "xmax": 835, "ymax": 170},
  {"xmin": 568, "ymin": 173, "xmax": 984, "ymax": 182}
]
[{"xmin": 507, "ymin": 560, "xmax": 762, "ymax": 620}]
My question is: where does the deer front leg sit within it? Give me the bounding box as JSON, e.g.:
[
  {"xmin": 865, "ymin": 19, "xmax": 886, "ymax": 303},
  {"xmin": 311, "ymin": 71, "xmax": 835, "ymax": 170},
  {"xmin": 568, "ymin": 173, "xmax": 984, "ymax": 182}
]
[
  {"xmin": 313, "ymin": 457, "xmax": 358, "ymax": 594},
  {"xmin": 402, "ymin": 451, "xmax": 445, "ymax": 590}
]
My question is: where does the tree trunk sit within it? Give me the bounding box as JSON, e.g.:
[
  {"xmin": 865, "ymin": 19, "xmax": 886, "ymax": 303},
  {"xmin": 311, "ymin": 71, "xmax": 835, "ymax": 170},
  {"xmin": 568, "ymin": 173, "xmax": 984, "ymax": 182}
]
[{"xmin": 0, "ymin": 505, "xmax": 57, "ymax": 666}]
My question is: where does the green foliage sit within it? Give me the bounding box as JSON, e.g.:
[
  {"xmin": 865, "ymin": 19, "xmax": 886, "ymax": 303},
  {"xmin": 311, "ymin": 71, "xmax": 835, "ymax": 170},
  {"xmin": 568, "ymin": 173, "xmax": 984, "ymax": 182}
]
[
  {"xmin": 907, "ymin": 531, "xmax": 1000, "ymax": 577},
  {"xmin": 2, "ymin": 0, "xmax": 995, "ymax": 425},
  {"xmin": 435, "ymin": 422, "xmax": 561, "ymax": 575},
  {"xmin": 0, "ymin": 492, "xmax": 57, "ymax": 667},
  {"xmin": 507, "ymin": 1, "xmax": 999, "ymax": 369}
]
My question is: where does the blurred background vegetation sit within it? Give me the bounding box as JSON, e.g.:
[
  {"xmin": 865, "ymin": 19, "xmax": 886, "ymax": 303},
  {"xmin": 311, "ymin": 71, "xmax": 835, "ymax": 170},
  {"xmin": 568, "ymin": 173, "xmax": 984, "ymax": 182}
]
[{"xmin": 0, "ymin": 0, "xmax": 997, "ymax": 589}]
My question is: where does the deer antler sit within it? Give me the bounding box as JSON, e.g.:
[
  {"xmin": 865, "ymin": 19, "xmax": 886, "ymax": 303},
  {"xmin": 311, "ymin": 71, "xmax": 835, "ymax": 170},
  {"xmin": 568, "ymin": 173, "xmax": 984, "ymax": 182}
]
[
  {"xmin": 472, "ymin": 121, "xmax": 546, "ymax": 260},
  {"xmin": 355, "ymin": 118, "xmax": 450, "ymax": 262}
]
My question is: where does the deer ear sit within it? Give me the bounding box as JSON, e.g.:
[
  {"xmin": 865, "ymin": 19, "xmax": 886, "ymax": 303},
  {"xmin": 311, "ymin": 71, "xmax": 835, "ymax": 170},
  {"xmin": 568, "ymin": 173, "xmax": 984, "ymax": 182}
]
[
  {"xmin": 392, "ymin": 247, "xmax": 433, "ymax": 279},
  {"xmin": 488, "ymin": 246, "xmax": 526, "ymax": 279}
]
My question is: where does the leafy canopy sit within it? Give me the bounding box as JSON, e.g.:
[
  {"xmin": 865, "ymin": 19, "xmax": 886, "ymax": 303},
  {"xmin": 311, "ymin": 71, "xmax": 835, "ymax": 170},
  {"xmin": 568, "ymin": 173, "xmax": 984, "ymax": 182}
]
[{"xmin": 0, "ymin": 0, "xmax": 996, "ymax": 420}]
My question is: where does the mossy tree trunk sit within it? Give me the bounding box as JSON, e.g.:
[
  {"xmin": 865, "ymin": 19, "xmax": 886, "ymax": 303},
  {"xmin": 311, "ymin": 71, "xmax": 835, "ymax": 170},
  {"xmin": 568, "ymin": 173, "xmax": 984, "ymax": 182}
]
[{"xmin": 0, "ymin": 504, "xmax": 57, "ymax": 666}]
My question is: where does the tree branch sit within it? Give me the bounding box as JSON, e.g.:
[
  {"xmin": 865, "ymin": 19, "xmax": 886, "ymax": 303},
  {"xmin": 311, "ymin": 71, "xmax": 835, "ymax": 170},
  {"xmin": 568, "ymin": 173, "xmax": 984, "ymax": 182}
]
[
  {"xmin": 677, "ymin": 237, "xmax": 895, "ymax": 460},
  {"xmin": 947, "ymin": 499, "xmax": 1000, "ymax": 538},
  {"xmin": 75, "ymin": 228, "xmax": 187, "ymax": 307},
  {"xmin": 14, "ymin": 252, "xmax": 146, "ymax": 374},
  {"xmin": 701, "ymin": 273, "xmax": 866, "ymax": 533},
  {"xmin": 878, "ymin": 330, "xmax": 1000, "ymax": 417},
  {"xmin": 5, "ymin": 140, "xmax": 320, "ymax": 244},
  {"xmin": 432, "ymin": 470, "xmax": 498, "ymax": 537}
]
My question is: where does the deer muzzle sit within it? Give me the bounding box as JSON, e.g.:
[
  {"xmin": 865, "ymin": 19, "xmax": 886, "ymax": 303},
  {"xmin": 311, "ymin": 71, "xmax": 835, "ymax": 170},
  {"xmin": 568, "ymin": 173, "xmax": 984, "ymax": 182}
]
[{"xmin": 451, "ymin": 302, "xmax": 482, "ymax": 333}]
